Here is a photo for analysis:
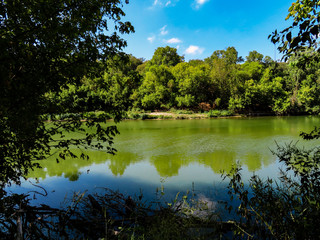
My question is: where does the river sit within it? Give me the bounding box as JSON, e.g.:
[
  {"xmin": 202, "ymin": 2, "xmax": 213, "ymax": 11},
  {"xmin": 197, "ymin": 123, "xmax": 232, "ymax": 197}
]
[{"xmin": 9, "ymin": 116, "xmax": 320, "ymax": 208}]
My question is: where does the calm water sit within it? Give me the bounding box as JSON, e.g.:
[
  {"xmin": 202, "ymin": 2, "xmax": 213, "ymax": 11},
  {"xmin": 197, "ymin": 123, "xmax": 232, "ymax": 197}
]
[{"xmin": 9, "ymin": 116, "xmax": 320, "ymax": 207}]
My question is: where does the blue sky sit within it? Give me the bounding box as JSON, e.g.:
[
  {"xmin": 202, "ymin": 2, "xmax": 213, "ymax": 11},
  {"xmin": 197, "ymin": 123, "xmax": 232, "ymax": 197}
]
[{"xmin": 121, "ymin": 0, "xmax": 294, "ymax": 61}]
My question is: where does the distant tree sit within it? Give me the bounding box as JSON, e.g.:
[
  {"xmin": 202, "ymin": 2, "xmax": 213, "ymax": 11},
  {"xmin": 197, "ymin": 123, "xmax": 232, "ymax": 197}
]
[
  {"xmin": 127, "ymin": 55, "xmax": 145, "ymax": 71},
  {"xmin": 172, "ymin": 62, "xmax": 212, "ymax": 108},
  {"xmin": 188, "ymin": 59, "xmax": 204, "ymax": 67},
  {"xmin": 246, "ymin": 50, "xmax": 264, "ymax": 63},
  {"xmin": 262, "ymin": 56, "xmax": 274, "ymax": 65},
  {"xmin": 240, "ymin": 61, "xmax": 264, "ymax": 81},
  {"xmin": 205, "ymin": 46, "xmax": 243, "ymax": 66},
  {"xmin": 148, "ymin": 46, "xmax": 184, "ymax": 67},
  {"xmin": 136, "ymin": 65, "xmax": 176, "ymax": 109}
]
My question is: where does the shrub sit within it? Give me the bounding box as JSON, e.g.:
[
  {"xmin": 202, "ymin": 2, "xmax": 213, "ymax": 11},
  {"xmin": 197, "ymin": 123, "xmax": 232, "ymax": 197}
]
[
  {"xmin": 198, "ymin": 102, "xmax": 211, "ymax": 112},
  {"xmin": 223, "ymin": 135, "xmax": 320, "ymax": 239}
]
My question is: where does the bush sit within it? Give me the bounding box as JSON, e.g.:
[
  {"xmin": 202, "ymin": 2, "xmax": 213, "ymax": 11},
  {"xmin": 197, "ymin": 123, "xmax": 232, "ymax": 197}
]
[
  {"xmin": 208, "ymin": 110, "xmax": 233, "ymax": 118},
  {"xmin": 208, "ymin": 110, "xmax": 221, "ymax": 117},
  {"xmin": 198, "ymin": 102, "xmax": 211, "ymax": 112},
  {"xmin": 223, "ymin": 134, "xmax": 320, "ymax": 239}
]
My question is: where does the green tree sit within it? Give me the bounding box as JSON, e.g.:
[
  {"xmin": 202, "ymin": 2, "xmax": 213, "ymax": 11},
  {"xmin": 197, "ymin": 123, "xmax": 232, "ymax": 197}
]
[
  {"xmin": 289, "ymin": 51, "xmax": 320, "ymax": 113},
  {"xmin": 0, "ymin": 0, "xmax": 134, "ymax": 186},
  {"xmin": 205, "ymin": 46, "xmax": 243, "ymax": 66},
  {"xmin": 270, "ymin": 0, "xmax": 320, "ymax": 61},
  {"xmin": 246, "ymin": 50, "xmax": 264, "ymax": 63},
  {"xmin": 240, "ymin": 61, "xmax": 264, "ymax": 81},
  {"xmin": 136, "ymin": 65, "xmax": 176, "ymax": 110},
  {"xmin": 172, "ymin": 62, "xmax": 212, "ymax": 108},
  {"xmin": 148, "ymin": 46, "xmax": 184, "ymax": 67},
  {"xmin": 205, "ymin": 47, "xmax": 242, "ymax": 108}
]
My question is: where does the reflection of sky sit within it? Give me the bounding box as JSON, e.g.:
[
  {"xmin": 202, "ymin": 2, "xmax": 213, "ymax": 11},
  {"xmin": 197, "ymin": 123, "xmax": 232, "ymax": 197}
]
[{"xmin": 9, "ymin": 159, "xmax": 282, "ymax": 208}]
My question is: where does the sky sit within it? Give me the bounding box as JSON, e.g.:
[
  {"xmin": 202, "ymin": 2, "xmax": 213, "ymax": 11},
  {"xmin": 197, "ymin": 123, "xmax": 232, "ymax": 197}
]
[{"xmin": 120, "ymin": 0, "xmax": 294, "ymax": 62}]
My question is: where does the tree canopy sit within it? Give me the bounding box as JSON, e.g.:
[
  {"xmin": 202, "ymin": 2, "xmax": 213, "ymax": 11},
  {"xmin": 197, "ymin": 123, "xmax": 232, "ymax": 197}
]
[
  {"xmin": 270, "ymin": 0, "xmax": 320, "ymax": 61},
  {"xmin": 0, "ymin": 0, "xmax": 134, "ymax": 186},
  {"xmin": 148, "ymin": 46, "xmax": 184, "ymax": 67}
]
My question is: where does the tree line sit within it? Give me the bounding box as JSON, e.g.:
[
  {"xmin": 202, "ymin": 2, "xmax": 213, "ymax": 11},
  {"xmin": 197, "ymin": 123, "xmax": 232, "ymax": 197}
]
[{"xmin": 48, "ymin": 45, "xmax": 320, "ymax": 116}]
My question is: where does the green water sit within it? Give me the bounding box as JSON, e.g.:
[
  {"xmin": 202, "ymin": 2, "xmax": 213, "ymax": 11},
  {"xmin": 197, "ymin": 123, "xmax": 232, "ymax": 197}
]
[{"xmin": 14, "ymin": 116, "xmax": 320, "ymax": 206}]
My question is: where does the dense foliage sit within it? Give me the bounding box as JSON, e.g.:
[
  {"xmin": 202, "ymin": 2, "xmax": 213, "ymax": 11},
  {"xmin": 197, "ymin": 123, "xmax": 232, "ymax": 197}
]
[
  {"xmin": 50, "ymin": 46, "xmax": 320, "ymax": 116},
  {"xmin": 270, "ymin": 0, "xmax": 320, "ymax": 62},
  {"xmin": 0, "ymin": 0, "xmax": 134, "ymax": 186}
]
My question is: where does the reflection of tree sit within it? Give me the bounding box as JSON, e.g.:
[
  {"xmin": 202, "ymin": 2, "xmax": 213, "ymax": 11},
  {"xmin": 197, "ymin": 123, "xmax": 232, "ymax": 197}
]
[
  {"xmin": 65, "ymin": 172, "xmax": 81, "ymax": 182},
  {"xmin": 28, "ymin": 118, "xmax": 312, "ymax": 181},
  {"xmin": 197, "ymin": 151, "xmax": 237, "ymax": 174},
  {"xmin": 28, "ymin": 148, "xmax": 274, "ymax": 180},
  {"xmin": 108, "ymin": 152, "xmax": 142, "ymax": 176},
  {"xmin": 150, "ymin": 154, "xmax": 192, "ymax": 177},
  {"xmin": 27, "ymin": 149, "xmax": 110, "ymax": 180},
  {"xmin": 242, "ymin": 153, "xmax": 263, "ymax": 172}
]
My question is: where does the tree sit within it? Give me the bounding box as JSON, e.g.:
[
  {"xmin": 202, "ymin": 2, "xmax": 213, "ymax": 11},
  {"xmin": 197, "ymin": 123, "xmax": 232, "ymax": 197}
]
[
  {"xmin": 0, "ymin": 0, "xmax": 134, "ymax": 186},
  {"xmin": 50, "ymin": 55, "xmax": 142, "ymax": 114},
  {"xmin": 245, "ymin": 50, "xmax": 264, "ymax": 63},
  {"xmin": 148, "ymin": 46, "xmax": 184, "ymax": 67},
  {"xmin": 270, "ymin": 0, "xmax": 320, "ymax": 61},
  {"xmin": 205, "ymin": 46, "xmax": 243, "ymax": 66},
  {"xmin": 240, "ymin": 61, "xmax": 264, "ymax": 81},
  {"xmin": 172, "ymin": 62, "xmax": 212, "ymax": 108},
  {"xmin": 205, "ymin": 47, "xmax": 242, "ymax": 108}
]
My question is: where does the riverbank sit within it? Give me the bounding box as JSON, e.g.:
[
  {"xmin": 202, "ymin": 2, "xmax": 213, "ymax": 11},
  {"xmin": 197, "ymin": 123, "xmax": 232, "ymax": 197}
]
[
  {"xmin": 44, "ymin": 109, "xmax": 310, "ymax": 122},
  {"xmin": 124, "ymin": 109, "xmax": 236, "ymax": 120}
]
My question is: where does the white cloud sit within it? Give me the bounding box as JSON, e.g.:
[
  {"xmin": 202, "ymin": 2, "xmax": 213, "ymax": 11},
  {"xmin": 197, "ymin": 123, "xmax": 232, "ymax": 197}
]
[
  {"xmin": 193, "ymin": 0, "xmax": 209, "ymax": 9},
  {"xmin": 147, "ymin": 36, "xmax": 156, "ymax": 43},
  {"xmin": 165, "ymin": 38, "xmax": 182, "ymax": 44},
  {"xmin": 151, "ymin": 0, "xmax": 177, "ymax": 8},
  {"xmin": 160, "ymin": 25, "xmax": 168, "ymax": 35},
  {"xmin": 196, "ymin": 0, "xmax": 209, "ymax": 4},
  {"xmin": 185, "ymin": 45, "xmax": 204, "ymax": 55}
]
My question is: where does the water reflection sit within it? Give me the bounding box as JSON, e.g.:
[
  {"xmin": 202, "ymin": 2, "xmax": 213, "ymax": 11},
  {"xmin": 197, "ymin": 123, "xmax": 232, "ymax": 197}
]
[
  {"xmin": 108, "ymin": 152, "xmax": 143, "ymax": 176},
  {"xmin": 28, "ymin": 146, "xmax": 274, "ymax": 180},
  {"xmin": 27, "ymin": 116, "xmax": 320, "ymax": 181},
  {"xmin": 17, "ymin": 116, "xmax": 320, "ymax": 208}
]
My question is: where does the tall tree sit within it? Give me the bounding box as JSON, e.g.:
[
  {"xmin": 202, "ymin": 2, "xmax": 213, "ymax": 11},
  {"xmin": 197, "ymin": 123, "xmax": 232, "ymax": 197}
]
[
  {"xmin": 148, "ymin": 46, "xmax": 184, "ymax": 67},
  {"xmin": 205, "ymin": 46, "xmax": 243, "ymax": 66},
  {"xmin": 246, "ymin": 50, "xmax": 264, "ymax": 63},
  {"xmin": 0, "ymin": 0, "xmax": 134, "ymax": 186},
  {"xmin": 136, "ymin": 65, "xmax": 176, "ymax": 109}
]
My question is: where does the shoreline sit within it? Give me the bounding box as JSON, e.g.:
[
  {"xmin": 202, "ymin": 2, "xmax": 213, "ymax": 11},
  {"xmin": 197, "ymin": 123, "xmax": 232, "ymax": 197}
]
[
  {"xmin": 44, "ymin": 110, "xmax": 315, "ymax": 122},
  {"xmin": 123, "ymin": 110, "xmax": 281, "ymax": 120}
]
